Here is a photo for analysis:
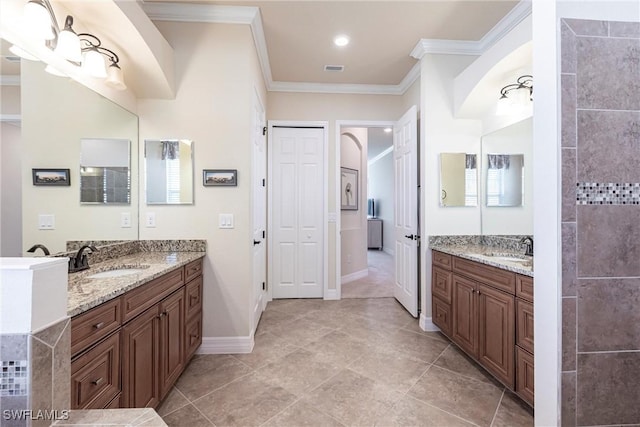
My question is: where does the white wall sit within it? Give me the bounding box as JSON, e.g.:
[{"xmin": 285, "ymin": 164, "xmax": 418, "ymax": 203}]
[
  {"xmin": 1, "ymin": 122, "xmax": 22, "ymax": 256},
  {"xmin": 21, "ymin": 61, "xmax": 139, "ymax": 254},
  {"xmin": 368, "ymin": 150, "xmax": 394, "ymax": 254},
  {"xmin": 340, "ymin": 128, "xmax": 368, "ymax": 279},
  {"xmin": 138, "ymin": 22, "xmax": 267, "ymax": 338}
]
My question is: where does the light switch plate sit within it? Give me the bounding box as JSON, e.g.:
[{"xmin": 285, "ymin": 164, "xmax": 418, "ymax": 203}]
[
  {"xmin": 121, "ymin": 212, "xmax": 131, "ymax": 228},
  {"xmin": 146, "ymin": 212, "xmax": 156, "ymax": 228},
  {"xmin": 328, "ymin": 212, "xmax": 337, "ymax": 223},
  {"xmin": 219, "ymin": 213, "xmax": 234, "ymax": 229},
  {"xmin": 38, "ymin": 214, "xmax": 55, "ymax": 230}
]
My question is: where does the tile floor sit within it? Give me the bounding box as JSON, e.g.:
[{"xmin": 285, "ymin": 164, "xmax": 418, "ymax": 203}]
[
  {"xmin": 341, "ymin": 250, "xmax": 394, "ymax": 299},
  {"xmin": 158, "ymin": 298, "xmax": 533, "ymax": 427}
]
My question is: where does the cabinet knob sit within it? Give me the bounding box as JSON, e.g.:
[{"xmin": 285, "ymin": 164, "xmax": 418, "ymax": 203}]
[
  {"xmin": 91, "ymin": 378, "xmax": 104, "ymax": 386},
  {"xmin": 93, "ymin": 322, "xmax": 105, "ymax": 329}
]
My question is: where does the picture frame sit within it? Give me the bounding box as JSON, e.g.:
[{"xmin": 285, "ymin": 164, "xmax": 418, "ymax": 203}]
[
  {"xmin": 203, "ymin": 169, "xmax": 237, "ymax": 186},
  {"xmin": 340, "ymin": 167, "xmax": 358, "ymax": 210},
  {"xmin": 32, "ymin": 168, "xmax": 71, "ymax": 186}
]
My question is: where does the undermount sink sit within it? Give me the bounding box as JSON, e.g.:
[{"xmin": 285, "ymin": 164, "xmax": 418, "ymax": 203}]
[
  {"xmin": 87, "ymin": 266, "xmax": 149, "ymax": 279},
  {"xmin": 482, "ymin": 253, "xmax": 531, "ymax": 263},
  {"xmin": 491, "ymin": 256, "xmax": 530, "ymax": 263}
]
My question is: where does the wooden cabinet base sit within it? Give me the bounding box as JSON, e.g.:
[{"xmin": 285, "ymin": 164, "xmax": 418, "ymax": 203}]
[{"xmin": 516, "ymin": 346, "xmax": 534, "ymax": 406}]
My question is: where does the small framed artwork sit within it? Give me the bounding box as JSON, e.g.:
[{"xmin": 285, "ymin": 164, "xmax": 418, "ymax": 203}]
[
  {"xmin": 203, "ymin": 169, "xmax": 237, "ymax": 186},
  {"xmin": 32, "ymin": 168, "xmax": 71, "ymax": 186},
  {"xmin": 341, "ymin": 167, "xmax": 358, "ymax": 210}
]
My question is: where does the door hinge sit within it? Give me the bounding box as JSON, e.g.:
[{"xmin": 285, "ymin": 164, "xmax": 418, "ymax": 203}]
[
  {"xmin": 262, "ymin": 281, "xmax": 266, "ymax": 291},
  {"xmin": 262, "ymin": 230, "xmax": 266, "ymax": 239},
  {"xmin": 262, "ymin": 178, "xmax": 265, "ymax": 187},
  {"xmin": 262, "ymin": 126, "xmax": 267, "ymax": 135}
]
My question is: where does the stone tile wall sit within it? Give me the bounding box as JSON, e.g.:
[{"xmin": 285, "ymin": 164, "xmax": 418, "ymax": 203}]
[{"xmin": 561, "ymin": 18, "xmax": 640, "ymax": 426}]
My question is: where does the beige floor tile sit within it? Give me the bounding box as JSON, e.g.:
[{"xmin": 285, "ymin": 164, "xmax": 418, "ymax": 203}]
[
  {"xmin": 175, "ymin": 355, "xmax": 253, "ymax": 401},
  {"xmin": 192, "ymin": 374, "xmax": 296, "ymax": 427},
  {"xmin": 156, "ymin": 387, "xmax": 190, "ymax": 417},
  {"xmin": 263, "ymin": 400, "xmax": 346, "ymax": 427},
  {"xmin": 375, "ymin": 395, "xmax": 475, "ymax": 427},
  {"xmin": 299, "ymin": 308, "xmax": 364, "ymax": 330},
  {"xmin": 255, "ymin": 309, "xmax": 303, "ymax": 336},
  {"xmin": 408, "ymin": 366, "xmax": 504, "ymax": 426},
  {"xmin": 232, "ymin": 332, "xmax": 299, "ymax": 369},
  {"xmin": 342, "ymin": 250, "xmax": 394, "ymax": 299},
  {"xmin": 306, "ymin": 330, "xmax": 374, "ymax": 367},
  {"xmin": 254, "ymin": 349, "xmax": 342, "ymax": 396},
  {"xmin": 268, "ymin": 317, "xmax": 335, "ymax": 346},
  {"xmin": 304, "ymin": 368, "xmax": 404, "ymax": 426},
  {"xmin": 492, "ymin": 392, "xmax": 534, "ymax": 427},
  {"xmin": 385, "ymin": 329, "xmax": 450, "ymax": 363},
  {"xmin": 400, "ymin": 320, "xmax": 450, "ymax": 343},
  {"xmin": 349, "ymin": 347, "xmax": 431, "ymax": 392},
  {"xmin": 434, "ymin": 345, "xmax": 502, "ymax": 386},
  {"xmin": 162, "ymin": 404, "xmax": 213, "ymax": 427}
]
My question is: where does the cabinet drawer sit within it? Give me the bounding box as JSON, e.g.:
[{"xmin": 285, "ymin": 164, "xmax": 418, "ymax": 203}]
[
  {"xmin": 123, "ymin": 268, "xmax": 184, "ymax": 323},
  {"xmin": 185, "ymin": 276, "xmax": 203, "ymax": 320},
  {"xmin": 105, "ymin": 393, "xmax": 121, "ymax": 409},
  {"xmin": 432, "ymin": 298, "xmax": 451, "ymax": 337},
  {"xmin": 185, "ymin": 311, "xmax": 202, "ymax": 362},
  {"xmin": 516, "ymin": 298, "xmax": 534, "ymax": 353},
  {"xmin": 71, "ymin": 297, "xmax": 121, "ymax": 356},
  {"xmin": 432, "ymin": 251, "xmax": 452, "ymax": 270},
  {"xmin": 432, "ymin": 267, "xmax": 453, "ymax": 304},
  {"xmin": 516, "ymin": 275, "xmax": 534, "ymax": 302},
  {"xmin": 453, "ymin": 256, "xmax": 516, "ymax": 294},
  {"xmin": 71, "ymin": 332, "xmax": 120, "ymax": 409},
  {"xmin": 185, "ymin": 259, "xmax": 203, "ymax": 283},
  {"xmin": 516, "ymin": 346, "xmax": 534, "ymax": 406}
]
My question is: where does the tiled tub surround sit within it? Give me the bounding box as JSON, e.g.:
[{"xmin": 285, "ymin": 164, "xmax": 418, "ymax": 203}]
[
  {"xmin": 561, "ymin": 19, "xmax": 640, "ymax": 426},
  {"xmin": 429, "ymin": 235, "xmax": 533, "ymax": 277}
]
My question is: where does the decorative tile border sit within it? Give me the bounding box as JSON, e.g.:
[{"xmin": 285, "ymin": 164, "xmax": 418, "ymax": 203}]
[
  {"xmin": 576, "ymin": 183, "xmax": 640, "ymax": 205},
  {"xmin": 1, "ymin": 360, "xmax": 28, "ymax": 396}
]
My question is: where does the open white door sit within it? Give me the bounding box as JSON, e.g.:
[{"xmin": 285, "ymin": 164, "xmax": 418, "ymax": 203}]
[{"xmin": 393, "ymin": 105, "xmax": 419, "ymax": 317}]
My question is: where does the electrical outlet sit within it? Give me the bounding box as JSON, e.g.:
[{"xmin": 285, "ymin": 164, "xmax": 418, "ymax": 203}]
[
  {"xmin": 121, "ymin": 212, "xmax": 131, "ymax": 228},
  {"xmin": 146, "ymin": 212, "xmax": 156, "ymax": 228},
  {"xmin": 346, "ymin": 254, "xmax": 352, "ymax": 264},
  {"xmin": 38, "ymin": 214, "xmax": 55, "ymax": 230}
]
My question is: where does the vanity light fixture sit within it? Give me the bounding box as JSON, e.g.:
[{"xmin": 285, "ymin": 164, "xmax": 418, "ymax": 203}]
[
  {"xmin": 496, "ymin": 74, "xmax": 533, "ymax": 116},
  {"xmin": 11, "ymin": 0, "xmax": 127, "ymax": 90}
]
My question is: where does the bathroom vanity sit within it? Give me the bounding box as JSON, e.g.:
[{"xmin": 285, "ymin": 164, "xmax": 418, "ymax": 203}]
[
  {"xmin": 66, "ymin": 242, "xmax": 205, "ymax": 410},
  {"xmin": 430, "ymin": 241, "xmax": 533, "ymax": 407}
]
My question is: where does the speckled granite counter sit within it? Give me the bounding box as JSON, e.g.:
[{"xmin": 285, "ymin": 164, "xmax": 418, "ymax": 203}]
[
  {"xmin": 67, "ymin": 251, "xmax": 205, "ymax": 317},
  {"xmin": 52, "ymin": 408, "xmax": 167, "ymax": 426},
  {"xmin": 429, "ymin": 235, "xmax": 533, "ymax": 277}
]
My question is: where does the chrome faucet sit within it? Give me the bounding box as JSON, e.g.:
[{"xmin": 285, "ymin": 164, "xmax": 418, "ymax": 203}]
[
  {"xmin": 27, "ymin": 244, "xmax": 50, "ymax": 256},
  {"xmin": 520, "ymin": 237, "xmax": 534, "ymax": 256},
  {"xmin": 69, "ymin": 245, "xmax": 98, "ymax": 273}
]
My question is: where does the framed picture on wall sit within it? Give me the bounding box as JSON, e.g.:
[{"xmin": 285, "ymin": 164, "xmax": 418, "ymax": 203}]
[
  {"xmin": 340, "ymin": 167, "xmax": 358, "ymax": 210},
  {"xmin": 32, "ymin": 168, "xmax": 71, "ymax": 186},
  {"xmin": 203, "ymin": 169, "xmax": 237, "ymax": 186}
]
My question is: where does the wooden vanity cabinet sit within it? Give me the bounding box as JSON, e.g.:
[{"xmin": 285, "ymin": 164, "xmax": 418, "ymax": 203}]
[
  {"xmin": 71, "ymin": 258, "xmax": 204, "ymax": 410},
  {"xmin": 515, "ymin": 274, "xmax": 534, "ymax": 405}
]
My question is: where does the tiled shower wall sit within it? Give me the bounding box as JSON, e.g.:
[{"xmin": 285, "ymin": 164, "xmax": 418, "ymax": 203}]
[{"xmin": 561, "ymin": 19, "xmax": 640, "ymax": 426}]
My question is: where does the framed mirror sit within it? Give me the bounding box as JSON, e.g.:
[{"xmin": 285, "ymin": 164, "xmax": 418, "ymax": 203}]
[
  {"xmin": 144, "ymin": 139, "xmax": 194, "ymax": 204},
  {"xmin": 439, "ymin": 153, "xmax": 478, "ymax": 207},
  {"xmin": 80, "ymin": 138, "xmax": 131, "ymax": 204},
  {"xmin": 486, "ymin": 154, "xmax": 524, "ymax": 207}
]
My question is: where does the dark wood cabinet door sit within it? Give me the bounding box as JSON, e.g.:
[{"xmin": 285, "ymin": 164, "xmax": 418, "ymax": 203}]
[
  {"xmin": 516, "ymin": 298, "xmax": 534, "ymax": 354},
  {"xmin": 159, "ymin": 289, "xmax": 185, "ymax": 399},
  {"xmin": 432, "ymin": 266, "xmax": 453, "ymax": 304},
  {"xmin": 452, "ymin": 274, "xmax": 478, "ymax": 357},
  {"xmin": 122, "ymin": 306, "xmax": 160, "ymax": 408},
  {"xmin": 185, "ymin": 311, "xmax": 203, "ymax": 363},
  {"xmin": 478, "ymin": 283, "xmax": 515, "ymax": 388},
  {"xmin": 516, "ymin": 346, "xmax": 534, "ymax": 406},
  {"xmin": 432, "ymin": 297, "xmax": 452, "ymax": 337}
]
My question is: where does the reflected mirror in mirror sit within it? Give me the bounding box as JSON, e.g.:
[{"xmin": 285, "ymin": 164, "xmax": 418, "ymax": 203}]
[
  {"xmin": 80, "ymin": 139, "xmax": 131, "ymax": 204},
  {"xmin": 439, "ymin": 153, "xmax": 477, "ymax": 207},
  {"xmin": 486, "ymin": 154, "xmax": 524, "ymax": 207},
  {"xmin": 145, "ymin": 139, "xmax": 194, "ymax": 204}
]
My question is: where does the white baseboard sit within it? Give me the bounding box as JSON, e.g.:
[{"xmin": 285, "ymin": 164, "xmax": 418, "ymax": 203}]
[
  {"xmin": 419, "ymin": 313, "xmax": 440, "ymax": 332},
  {"xmin": 324, "ymin": 288, "xmax": 339, "ymax": 300},
  {"xmin": 341, "ymin": 268, "xmax": 368, "ymax": 284},
  {"xmin": 383, "ymin": 247, "xmax": 394, "ymax": 256},
  {"xmin": 197, "ymin": 335, "xmax": 255, "ymax": 354}
]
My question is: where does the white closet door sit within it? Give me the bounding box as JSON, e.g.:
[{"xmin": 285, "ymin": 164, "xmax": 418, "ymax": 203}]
[{"xmin": 272, "ymin": 127, "xmax": 324, "ymax": 299}]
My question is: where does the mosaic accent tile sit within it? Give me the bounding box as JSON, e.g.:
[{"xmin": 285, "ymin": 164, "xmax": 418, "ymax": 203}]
[
  {"xmin": 576, "ymin": 182, "xmax": 640, "ymax": 205},
  {"xmin": 0, "ymin": 360, "xmax": 28, "ymax": 397}
]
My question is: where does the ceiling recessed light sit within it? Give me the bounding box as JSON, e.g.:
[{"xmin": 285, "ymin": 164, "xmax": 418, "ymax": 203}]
[
  {"xmin": 384, "ymin": 127, "xmax": 392, "ymax": 133},
  {"xmin": 334, "ymin": 35, "xmax": 350, "ymax": 47}
]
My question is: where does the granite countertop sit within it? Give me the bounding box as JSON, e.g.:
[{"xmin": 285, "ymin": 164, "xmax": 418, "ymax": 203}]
[
  {"xmin": 67, "ymin": 251, "xmax": 205, "ymax": 317},
  {"xmin": 53, "ymin": 408, "xmax": 167, "ymax": 426},
  {"xmin": 430, "ymin": 242, "xmax": 533, "ymax": 277}
]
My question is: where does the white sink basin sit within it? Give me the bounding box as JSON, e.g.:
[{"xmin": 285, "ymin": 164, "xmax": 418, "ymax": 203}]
[
  {"xmin": 87, "ymin": 268, "xmax": 147, "ymax": 279},
  {"xmin": 491, "ymin": 256, "xmax": 529, "ymax": 263}
]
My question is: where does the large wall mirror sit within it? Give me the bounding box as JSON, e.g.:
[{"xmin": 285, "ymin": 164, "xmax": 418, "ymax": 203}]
[
  {"xmin": 486, "ymin": 154, "xmax": 524, "ymax": 207},
  {"xmin": 144, "ymin": 139, "xmax": 194, "ymax": 205},
  {"xmin": 439, "ymin": 153, "xmax": 478, "ymax": 207},
  {"xmin": 80, "ymin": 138, "xmax": 131, "ymax": 204},
  {"xmin": 14, "ymin": 57, "xmax": 139, "ymax": 254}
]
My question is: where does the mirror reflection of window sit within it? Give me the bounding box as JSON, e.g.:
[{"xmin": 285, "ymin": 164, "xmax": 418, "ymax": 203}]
[
  {"xmin": 486, "ymin": 154, "xmax": 524, "ymax": 207},
  {"xmin": 145, "ymin": 139, "xmax": 194, "ymax": 205},
  {"xmin": 439, "ymin": 153, "xmax": 477, "ymax": 207}
]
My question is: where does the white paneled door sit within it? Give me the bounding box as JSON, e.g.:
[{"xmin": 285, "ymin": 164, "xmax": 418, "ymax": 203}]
[
  {"xmin": 271, "ymin": 127, "xmax": 324, "ymax": 299},
  {"xmin": 393, "ymin": 106, "xmax": 419, "ymax": 317},
  {"xmin": 251, "ymin": 90, "xmax": 267, "ymax": 332}
]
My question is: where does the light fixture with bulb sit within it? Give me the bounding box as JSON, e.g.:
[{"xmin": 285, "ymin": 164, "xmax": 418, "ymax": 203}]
[
  {"xmin": 333, "ymin": 35, "xmax": 350, "ymax": 47},
  {"xmin": 496, "ymin": 75, "xmax": 533, "ymax": 116},
  {"xmin": 10, "ymin": 0, "xmax": 127, "ymax": 91},
  {"xmin": 383, "ymin": 127, "xmax": 392, "ymax": 133}
]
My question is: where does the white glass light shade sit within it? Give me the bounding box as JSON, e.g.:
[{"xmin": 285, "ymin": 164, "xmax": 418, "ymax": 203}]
[
  {"xmin": 513, "ymin": 87, "xmax": 530, "ymax": 107},
  {"xmin": 82, "ymin": 48, "xmax": 107, "ymax": 78},
  {"xmin": 44, "ymin": 64, "xmax": 66, "ymax": 77},
  {"xmin": 24, "ymin": 0, "xmax": 55, "ymax": 40},
  {"xmin": 495, "ymin": 94, "xmax": 511, "ymax": 116},
  {"xmin": 105, "ymin": 63, "xmax": 126, "ymax": 91},
  {"xmin": 54, "ymin": 27, "xmax": 81, "ymax": 62},
  {"xmin": 9, "ymin": 45, "xmax": 39, "ymax": 61}
]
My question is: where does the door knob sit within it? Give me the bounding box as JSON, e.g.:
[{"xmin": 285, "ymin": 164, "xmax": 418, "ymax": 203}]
[
  {"xmin": 405, "ymin": 234, "xmax": 415, "ymax": 240},
  {"xmin": 253, "ymin": 240, "xmax": 260, "ymax": 246}
]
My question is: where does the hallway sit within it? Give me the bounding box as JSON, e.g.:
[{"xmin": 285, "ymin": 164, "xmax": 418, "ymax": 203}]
[
  {"xmin": 341, "ymin": 250, "xmax": 395, "ymax": 298},
  {"xmin": 158, "ymin": 298, "xmax": 533, "ymax": 426}
]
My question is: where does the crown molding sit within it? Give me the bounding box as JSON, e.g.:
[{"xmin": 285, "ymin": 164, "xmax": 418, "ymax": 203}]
[
  {"xmin": 0, "ymin": 75, "xmax": 20, "ymax": 86},
  {"xmin": 268, "ymin": 81, "xmax": 407, "ymax": 95},
  {"xmin": 411, "ymin": 0, "xmax": 531, "ymax": 59}
]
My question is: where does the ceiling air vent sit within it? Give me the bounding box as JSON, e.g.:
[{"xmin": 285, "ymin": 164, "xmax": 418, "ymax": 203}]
[{"xmin": 324, "ymin": 65, "xmax": 344, "ymax": 72}]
